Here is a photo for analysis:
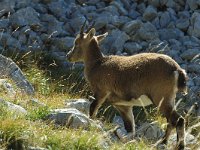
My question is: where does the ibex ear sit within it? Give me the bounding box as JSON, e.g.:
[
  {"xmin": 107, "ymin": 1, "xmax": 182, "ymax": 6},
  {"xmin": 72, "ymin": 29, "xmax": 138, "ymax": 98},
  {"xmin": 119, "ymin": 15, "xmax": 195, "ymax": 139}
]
[
  {"xmin": 96, "ymin": 32, "xmax": 108, "ymax": 42},
  {"xmin": 87, "ymin": 28, "xmax": 96, "ymax": 39}
]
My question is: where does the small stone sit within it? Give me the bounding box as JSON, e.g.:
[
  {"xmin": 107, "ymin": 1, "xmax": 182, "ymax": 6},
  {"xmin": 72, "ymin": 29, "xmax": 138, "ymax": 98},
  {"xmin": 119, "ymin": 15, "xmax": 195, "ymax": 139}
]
[
  {"xmin": 0, "ymin": 19, "xmax": 9, "ymax": 29},
  {"xmin": 122, "ymin": 20, "xmax": 142, "ymax": 35},
  {"xmin": 159, "ymin": 11, "xmax": 171, "ymax": 28},
  {"xmin": 180, "ymin": 49, "xmax": 200, "ymax": 60},
  {"xmin": 187, "ymin": 0, "xmax": 198, "ymax": 10},
  {"xmin": 138, "ymin": 22, "xmax": 159, "ymax": 41},
  {"xmin": 110, "ymin": 30, "xmax": 130, "ymax": 54},
  {"xmin": 159, "ymin": 28, "xmax": 184, "ymax": 41},
  {"xmin": 176, "ymin": 19, "xmax": 190, "ymax": 31},
  {"xmin": 143, "ymin": 5, "xmax": 157, "ymax": 21},
  {"xmin": 188, "ymin": 12, "xmax": 200, "ymax": 38},
  {"xmin": 10, "ymin": 7, "xmax": 40, "ymax": 28},
  {"xmin": 124, "ymin": 42, "xmax": 142, "ymax": 54}
]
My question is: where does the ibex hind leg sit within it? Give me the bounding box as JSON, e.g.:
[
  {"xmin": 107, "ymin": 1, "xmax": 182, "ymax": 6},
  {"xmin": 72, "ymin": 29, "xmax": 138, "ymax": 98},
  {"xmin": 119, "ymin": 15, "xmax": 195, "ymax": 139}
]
[
  {"xmin": 158, "ymin": 101, "xmax": 185, "ymax": 150},
  {"xmin": 114, "ymin": 105, "xmax": 135, "ymax": 142}
]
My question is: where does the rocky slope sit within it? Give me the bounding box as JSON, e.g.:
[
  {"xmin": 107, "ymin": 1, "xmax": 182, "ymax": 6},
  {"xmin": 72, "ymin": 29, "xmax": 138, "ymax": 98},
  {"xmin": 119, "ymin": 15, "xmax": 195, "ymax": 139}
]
[{"xmin": 0, "ymin": 0, "xmax": 199, "ymax": 106}]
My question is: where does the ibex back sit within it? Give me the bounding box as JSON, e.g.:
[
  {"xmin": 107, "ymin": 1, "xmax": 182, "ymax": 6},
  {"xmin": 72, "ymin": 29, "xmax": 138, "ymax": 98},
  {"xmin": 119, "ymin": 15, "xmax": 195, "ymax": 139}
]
[{"xmin": 66, "ymin": 22, "xmax": 188, "ymax": 150}]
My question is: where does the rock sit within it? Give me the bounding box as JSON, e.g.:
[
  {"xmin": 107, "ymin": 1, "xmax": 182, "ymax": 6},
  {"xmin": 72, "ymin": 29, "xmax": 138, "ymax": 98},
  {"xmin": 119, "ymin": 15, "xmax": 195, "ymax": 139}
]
[
  {"xmin": 122, "ymin": 20, "xmax": 142, "ymax": 35},
  {"xmin": 28, "ymin": 146, "xmax": 48, "ymax": 150},
  {"xmin": 176, "ymin": 19, "xmax": 190, "ymax": 31},
  {"xmin": 188, "ymin": 12, "xmax": 200, "ymax": 38},
  {"xmin": 124, "ymin": 42, "xmax": 142, "ymax": 54},
  {"xmin": 69, "ymin": 16, "xmax": 87, "ymax": 34},
  {"xmin": 128, "ymin": 9, "xmax": 141, "ymax": 19},
  {"xmin": 0, "ymin": 19, "xmax": 9, "ymax": 29},
  {"xmin": 40, "ymin": 14, "xmax": 67, "ymax": 37},
  {"xmin": 136, "ymin": 122, "xmax": 163, "ymax": 140},
  {"xmin": 110, "ymin": 30, "xmax": 129, "ymax": 54},
  {"xmin": 10, "ymin": 7, "xmax": 40, "ymax": 28},
  {"xmin": 48, "ymin": 1, "xmax": 68, "ymax": 20},
  {"xmin": 194, "ymin": 77, "xmax": 200, "ymax": 86},
  {"xmin": 111, "ymin": 1, "xmax": 128, "ymax": 16},
  {"xmin": 0, "ymin": 1, "xmax": 15, "ymax": 17},
  {"xmin": 0, "ymin": 54, "xmax": 35, "ymax": 95},
  {"xmin": 15, "ymin": 0, "xmax": 31, "ymax": 9},
  {"xmin": 94, "ymin": 15, "xmax": 110, "ymax": 30},
  {"xmin": 65, "ymin": 99, "xmax": 90, "ymax": 115},
  {"xmin": 187, "ymin": 0, "xmax": 198, "ymax": 10},
  {"xmin": 143, "ymin": 5, "xmax": 157, "ymax": 21},
  {"xmin": 0, "ymin": 99, "xmax": 27, "ymax": 115},
  {"xmin": 0, "ymin": 79, "xmax": 16, "ymax": 96},
  {"xmin": 47, "ymin": 108, "xmax": 102, "ymax": 129},
  {"xmin": 138, "ymin": 22, "xmax": 159, "ymax": 41},
  {"xmin": 180, "ymin": 49, "xmax": 200, "ymax": 60},
  {"xmin": 159, "ymin": 11, "xmax": 171, "ymax": 28},
  {"xmin": 52, "ymin": 36, "xmax": 74, "ymax": 51},
  {"xmin": 187, "ymin": 64, "xmax": 200, "ymax": 74},
  {"xmin": 168, "ymin": 132, "xmax": 197, "ymax": 148},
  {"xmin": 159, "ymin": 28, "xmax": 184, "ymax": 41}
]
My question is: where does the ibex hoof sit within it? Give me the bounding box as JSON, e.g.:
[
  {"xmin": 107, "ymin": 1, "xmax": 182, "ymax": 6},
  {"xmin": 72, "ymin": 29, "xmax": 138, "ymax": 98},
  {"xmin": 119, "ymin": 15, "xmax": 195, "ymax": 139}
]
[{"xmin": 176, "ymin": 142, "xmax": 185, "ymax": 150}]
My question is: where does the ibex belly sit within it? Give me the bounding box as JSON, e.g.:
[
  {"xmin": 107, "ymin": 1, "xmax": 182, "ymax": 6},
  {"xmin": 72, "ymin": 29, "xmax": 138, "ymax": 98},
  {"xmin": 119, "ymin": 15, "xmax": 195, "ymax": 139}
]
[{"xmin": 113, "ymin": 95, "xmax": 153, "ymax": 107}]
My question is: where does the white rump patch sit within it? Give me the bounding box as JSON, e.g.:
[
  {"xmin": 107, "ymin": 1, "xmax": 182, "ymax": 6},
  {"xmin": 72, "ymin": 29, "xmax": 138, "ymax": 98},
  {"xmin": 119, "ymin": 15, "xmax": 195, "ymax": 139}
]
[{"xmin": 113, "ymin": 95, "xmax": 153, "ymax": 107}]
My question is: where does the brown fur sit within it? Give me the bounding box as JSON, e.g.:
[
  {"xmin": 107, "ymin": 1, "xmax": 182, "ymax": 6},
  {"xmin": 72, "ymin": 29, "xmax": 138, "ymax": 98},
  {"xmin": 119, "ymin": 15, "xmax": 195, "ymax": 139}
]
[{"xmin": 67, "ymin": 28, "xmax": 188, "ymax": 150}]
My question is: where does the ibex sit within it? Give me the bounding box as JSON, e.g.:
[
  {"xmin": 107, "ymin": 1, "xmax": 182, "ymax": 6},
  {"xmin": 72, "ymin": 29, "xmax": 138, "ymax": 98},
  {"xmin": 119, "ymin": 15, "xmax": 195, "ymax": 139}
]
[{"xmin": 66, "ymin": 22, "xmax": 188, "ymax": 150}]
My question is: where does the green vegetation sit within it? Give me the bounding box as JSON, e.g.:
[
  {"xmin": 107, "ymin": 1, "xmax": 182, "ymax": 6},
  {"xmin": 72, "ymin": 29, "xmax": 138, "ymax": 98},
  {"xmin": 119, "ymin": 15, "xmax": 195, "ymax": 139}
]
[{"xmin": 0, "ymin": 64, "xmax": 199, "ymax": 150}]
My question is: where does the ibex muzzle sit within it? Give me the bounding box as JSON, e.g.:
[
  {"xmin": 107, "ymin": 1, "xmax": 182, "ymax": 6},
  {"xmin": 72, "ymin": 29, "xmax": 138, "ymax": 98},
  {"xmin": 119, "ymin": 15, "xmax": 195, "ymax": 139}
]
[{"xmin": 67, "ymin": 21, "xmax": 188, "ymax": 150}]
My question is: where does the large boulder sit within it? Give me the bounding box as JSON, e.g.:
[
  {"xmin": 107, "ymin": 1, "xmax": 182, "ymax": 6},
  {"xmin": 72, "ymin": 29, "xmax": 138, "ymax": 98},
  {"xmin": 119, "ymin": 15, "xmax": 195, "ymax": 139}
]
[{"xmin": 10, "ymin": 7, "xmax": 40, "ymax": 28}]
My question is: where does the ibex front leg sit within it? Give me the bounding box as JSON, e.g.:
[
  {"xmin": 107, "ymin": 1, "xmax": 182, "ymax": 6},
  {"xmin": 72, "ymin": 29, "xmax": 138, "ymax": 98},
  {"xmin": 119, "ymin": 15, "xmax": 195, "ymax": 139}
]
[
  {"xmin": 114, "ymin": 105, "xmax": 135, "ymax": 142},
  {"xmin": 89, "ymin": 92, "xmax": 110, "ymax": 118}
]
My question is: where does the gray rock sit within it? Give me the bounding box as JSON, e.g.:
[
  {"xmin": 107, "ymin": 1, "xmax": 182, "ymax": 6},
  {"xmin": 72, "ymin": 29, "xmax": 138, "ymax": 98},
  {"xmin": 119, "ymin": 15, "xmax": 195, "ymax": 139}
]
[
  {"xmin": 194, "ymin": 77, "xmax": 200, "ymax": 86},
  {"xmin": 187, "ymin": 0, "xmax": 198, "ymax": 10},
  {"xmin": 137, "ymin": 3, "xmax": 146, "ymax": 14},
  {"xmin": 187, "ymin": 64, "xmax": 200, "ymax": 74},
  {"xmin": 188, "ymin": 12, "xmax": 200, "ymax": 38},
  {"xmin": 0, "ymin": 79, "xmax": 16, "ymax": 96},
  {"xmin": 168, "ymin": 132, "xmax": 197, "ymax": 148},
  {"xmin": 176, "ymin": 19, "xmax": 190, "ymax": 31},
  {"xmin": 136, "ymin": 122, "xmax": 163, "ymax": 140},
  {"xmin": 110, "ymin": 30, "xmax": 129, "ymax": 54},
  {"xmin": 111, "ymin": 16, "xmax": 131, "ymax": 28},
  {"xmin": 15, "ymin": 0, "xmax": 31, "ymax": 9},
  {"xmin": 138, "ymin": 22, "xmax": 159, "ymax": 41},
  {"xmin": 52, "ymin": 36, "xmax": 74, "ymax": 51},
  {"xmin": 0, "ymin": 99, "xmax": 27, "ymax": 115},
  {"xmin": 0, "ymin": 54, "xmax": 35, "ymax": 95},
  {"xmin": 10, "ymin": 7, "xmax": 40, "ymax": 28},
  {"xmin": 159, "ymin": 11, "xmax": 171, "ymax": 28},
  {"xmin": 94, "ymin": 16, "xmax": 110, "ymax": 30},
  {"xmin": 122, "ymin": 20, "xmax": 142, "ymax": 35},
  {"xmin": 0, "ymin": 1, "xmax": 15, "ymax": 17},
  {"xmin": 128, "ymin": 9, "xmax": 141, "ymax": 19},
  {"xmin": 124, "ymin": 42, "xmax": 142, "ymax": 54},
  {"xmin": 40, "ymin": 14, "xmax": 67, "ymax": 37},
  {"xmin": 65, "ymin": 99, "xmax": 90, "ymax": 115},
  {"xmin": 0, "ymin": 19, "xmax": 9, "ymax": 29},
  {"xmin": 28, "ymin": 146, "xmax": 48, "ymax": 150},
  {"xmin": 180, "ymin": 49, "xmax": 200, "ymax": 60},
  {"xmin": 47, "ymin": 108, "xmax": 102, "ymax": 129},
  {"xmin": 48, "ymin": 1, "xmax": 68, "ymax": 20},
  {"xmin": 159, "ymin": 28, "xmax": 184, "ymax": 41},
  {"xmin": 69, "ymin": 16, "xmax": 87, "ymax": 34},
  {"xmin": 148, "ymin": 0, "xmax": 160, "ymax": 8},
  {"xmin": 143, "ymin": 5, "xmax": 157, "ymax": 21},
  {"xmin": 111, "ymin": 1, "xmax": 128, "ymax": 16}
]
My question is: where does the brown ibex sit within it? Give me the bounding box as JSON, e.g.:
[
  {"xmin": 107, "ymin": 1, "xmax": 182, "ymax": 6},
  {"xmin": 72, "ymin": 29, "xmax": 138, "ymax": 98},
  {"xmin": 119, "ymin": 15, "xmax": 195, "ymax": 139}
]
[{"xmin": 66, "ymin": 22, "xmax": 188, "ymax": 150}]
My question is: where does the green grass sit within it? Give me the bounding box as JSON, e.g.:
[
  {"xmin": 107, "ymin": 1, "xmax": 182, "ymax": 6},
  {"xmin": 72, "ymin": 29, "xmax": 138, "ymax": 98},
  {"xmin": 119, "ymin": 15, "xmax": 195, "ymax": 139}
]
[{"xmin": 0, "ymin": 64, "xmax": 199, "ymax": 150}]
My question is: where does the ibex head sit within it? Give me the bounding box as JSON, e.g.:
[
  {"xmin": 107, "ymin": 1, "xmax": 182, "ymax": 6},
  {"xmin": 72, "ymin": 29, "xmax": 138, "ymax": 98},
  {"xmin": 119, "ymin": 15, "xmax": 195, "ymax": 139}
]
[{"xmin": 66, "ymin": 21, "xmax": 108, "ymax": 62}]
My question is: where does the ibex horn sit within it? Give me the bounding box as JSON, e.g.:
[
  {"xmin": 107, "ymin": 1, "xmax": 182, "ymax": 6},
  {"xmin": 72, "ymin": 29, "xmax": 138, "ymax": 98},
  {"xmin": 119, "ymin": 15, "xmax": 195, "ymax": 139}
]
[{"xmin": 80, "ymin": 20, "xmax": 87, "ymax": 37}]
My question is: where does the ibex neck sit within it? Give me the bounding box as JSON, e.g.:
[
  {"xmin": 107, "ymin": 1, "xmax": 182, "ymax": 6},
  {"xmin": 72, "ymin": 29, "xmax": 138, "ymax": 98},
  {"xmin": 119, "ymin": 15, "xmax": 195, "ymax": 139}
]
[{"xmin": 84, "ymin": 39, "xmax": 103, "ymax": 69}]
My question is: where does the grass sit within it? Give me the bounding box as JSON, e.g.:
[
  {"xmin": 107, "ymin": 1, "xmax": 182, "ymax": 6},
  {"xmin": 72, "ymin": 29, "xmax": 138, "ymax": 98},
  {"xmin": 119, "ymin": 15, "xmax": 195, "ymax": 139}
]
[{"xmin": 0, "ymin": 64, "xmax": 199, "ymax": 150}]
